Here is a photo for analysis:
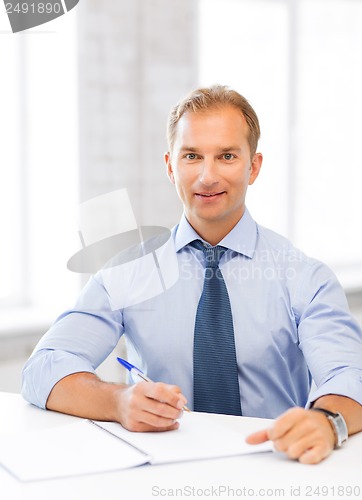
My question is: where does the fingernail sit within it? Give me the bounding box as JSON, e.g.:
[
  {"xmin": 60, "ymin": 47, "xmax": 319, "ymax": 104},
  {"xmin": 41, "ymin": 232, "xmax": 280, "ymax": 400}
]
[{"xmin": 177, "ymin": 399, "xmax": 187, "ymax": 409}]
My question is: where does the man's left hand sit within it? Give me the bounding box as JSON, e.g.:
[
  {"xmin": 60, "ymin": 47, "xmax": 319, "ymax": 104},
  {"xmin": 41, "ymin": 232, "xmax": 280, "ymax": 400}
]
[{"xmin": 246, "ymin": 407, "xmax": 335, "ymax": 464}]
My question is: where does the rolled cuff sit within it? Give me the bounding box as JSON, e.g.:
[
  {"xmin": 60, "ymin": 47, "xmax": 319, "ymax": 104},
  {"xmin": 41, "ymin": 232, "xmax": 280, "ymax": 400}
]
[
  {"xmin": 21, "ymin": 349, "xmax": 96, "ymax": 410},
  {"xmin": 307, "ymin": 368, "xmax": 362, "ymax": 408}
]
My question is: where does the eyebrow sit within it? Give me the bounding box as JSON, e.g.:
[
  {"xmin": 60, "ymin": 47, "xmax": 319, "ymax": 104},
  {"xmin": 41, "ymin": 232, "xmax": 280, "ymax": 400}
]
[
  {"xmin": 179, "ymin": 146, "xmax": 242, "ymax": 153},
  {"xmin": 179, "ymin": 147, "xmax": 198, "ymax": 153},
  {"xmin": 220, "ymin": 146, "xmax": 242, "ymax": 153}
]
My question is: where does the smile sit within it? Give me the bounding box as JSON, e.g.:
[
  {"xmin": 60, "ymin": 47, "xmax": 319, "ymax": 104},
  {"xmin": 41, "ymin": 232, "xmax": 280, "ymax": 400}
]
[{"xmin": 195, "ymin": 192, "xmax": 226, "ymax": 199}]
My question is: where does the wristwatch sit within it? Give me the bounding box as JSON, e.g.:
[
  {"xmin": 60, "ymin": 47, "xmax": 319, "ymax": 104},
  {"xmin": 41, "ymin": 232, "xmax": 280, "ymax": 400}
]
[{"xmin": 310, "ymin": 407, "xmax": 348, "ymax": 448}]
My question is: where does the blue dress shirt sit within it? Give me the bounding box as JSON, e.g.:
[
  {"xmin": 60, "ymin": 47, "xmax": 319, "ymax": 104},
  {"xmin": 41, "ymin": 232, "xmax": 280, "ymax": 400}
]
[{"xmin": 22, "ymin": 208, "xmax": 362, "ymax": 418}]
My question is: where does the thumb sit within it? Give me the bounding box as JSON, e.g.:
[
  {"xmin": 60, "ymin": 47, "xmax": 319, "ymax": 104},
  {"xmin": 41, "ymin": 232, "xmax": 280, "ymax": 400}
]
[{"xmin": 245, "ymin": 429, "xmax": 270, "ymax": 445}]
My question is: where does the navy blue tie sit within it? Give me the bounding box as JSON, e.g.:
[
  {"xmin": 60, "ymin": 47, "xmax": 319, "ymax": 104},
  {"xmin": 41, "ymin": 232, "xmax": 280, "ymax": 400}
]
[{"xmin": 191, "ymin": 240, "xmax": 242, "ymax": 416}]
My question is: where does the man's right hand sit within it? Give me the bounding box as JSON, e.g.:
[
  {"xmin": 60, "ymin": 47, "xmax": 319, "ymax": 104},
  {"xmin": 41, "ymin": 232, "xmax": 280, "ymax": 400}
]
[
  {"xmin": 116, "ymin": 381, "xmax": 188, "ymax": 432},
  {"xmin": 46, "ymin": 372, "xmax": 188, "ymax": 433}
]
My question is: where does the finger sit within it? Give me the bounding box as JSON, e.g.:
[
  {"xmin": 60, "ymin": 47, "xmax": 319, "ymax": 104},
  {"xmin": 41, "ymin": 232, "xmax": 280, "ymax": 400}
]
[
  {"xmin": 271, "ymin": 415, "xmax": 334, "ymax": 463},
  {"xmin": 122, "ymin": 382, "xmax": 186, "ymax": 430},
  {"xmin": 282, "ymin": 430, "xmax": 332, "ymax": 464},
  {"xmin": 245, "ymin": 429, "xmax": 270, "ymax": 444},
  {"xmin": 142, "ymin": 421, "xmax": 180, "ymax": 433},
  {"xmin": 268, "ymin": 407, "xmax": 306, "ymax": 441},
  {"xmin": 121, "ymin": 401, "xmax": 181, "ymax": 431},
  {"xmin": 276, "ymin": 431, "xmax": 316, "ymax": 459},
  {"xmin": 272, "ymin": 420, "xmax": 313, "ymax": 452},
  {"xmin": 298, "ymin": 446, "xmax": 331, "ymax": 465},
  {"xmin": 142, "ymin": 398, "xmax": 184, "ymax": 422},
  {"xmin": 127, "ymin": 418, "xmax": 180, "ymax": 433},
  {"xmin": 144, "ymin": 382, "xmax": 188, "ymax": 410},
  {"xmin": 137, "ymin": 408, "xmax": 180, "ymax": 429}
]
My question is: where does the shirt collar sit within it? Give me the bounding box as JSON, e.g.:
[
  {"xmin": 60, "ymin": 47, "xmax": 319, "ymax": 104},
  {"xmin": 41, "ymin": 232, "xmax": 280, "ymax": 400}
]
[{"xmin": 174, "ymin": 207, "xmax": 258, "ymax": 259}]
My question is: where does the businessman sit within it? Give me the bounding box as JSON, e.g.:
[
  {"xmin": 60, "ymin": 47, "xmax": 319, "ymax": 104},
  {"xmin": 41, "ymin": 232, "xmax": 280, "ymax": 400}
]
[{"xmin": 22, "ymin": 84, "xmax": 362, "ymax": 464}]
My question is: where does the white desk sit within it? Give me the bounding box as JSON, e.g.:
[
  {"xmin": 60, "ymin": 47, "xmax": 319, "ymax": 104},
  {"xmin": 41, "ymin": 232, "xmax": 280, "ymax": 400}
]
[{"xmin": 1, "ymin": 392, "xmax": 361, "ymax": 500}]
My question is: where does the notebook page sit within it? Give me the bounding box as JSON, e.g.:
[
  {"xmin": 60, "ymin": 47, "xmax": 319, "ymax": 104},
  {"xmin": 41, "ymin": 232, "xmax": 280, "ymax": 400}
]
[
  {"xmin": 0, "ymin": 419, "xmax": 149, "ymax": 482},
  {"xmin": 97, "ymin": 411, "xmax": 273, "ymax": 464}
]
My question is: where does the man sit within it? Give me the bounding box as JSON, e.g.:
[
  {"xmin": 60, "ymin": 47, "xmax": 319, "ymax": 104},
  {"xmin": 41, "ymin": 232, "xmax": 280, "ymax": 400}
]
[{"xmin": 22, "ymin": 84, "xmax": 362, "ymax": 464}]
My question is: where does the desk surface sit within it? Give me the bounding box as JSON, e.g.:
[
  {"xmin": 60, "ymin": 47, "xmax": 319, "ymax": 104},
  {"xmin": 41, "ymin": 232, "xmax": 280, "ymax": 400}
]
[{"xmin": 1, "ymin": 392, "xmax": 361, "ymax": 500}]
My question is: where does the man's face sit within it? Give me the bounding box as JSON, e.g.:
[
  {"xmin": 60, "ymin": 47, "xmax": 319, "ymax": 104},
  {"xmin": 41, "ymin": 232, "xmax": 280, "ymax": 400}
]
[{"xmin": 165, "ymin": 105, "xmax": 262, "ymax": 237}]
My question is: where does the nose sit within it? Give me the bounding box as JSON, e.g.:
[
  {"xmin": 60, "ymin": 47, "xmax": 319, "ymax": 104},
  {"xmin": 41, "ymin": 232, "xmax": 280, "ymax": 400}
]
[{"xmin": 199, "ymin": 157, "xmax": 219, "ymax": 187}]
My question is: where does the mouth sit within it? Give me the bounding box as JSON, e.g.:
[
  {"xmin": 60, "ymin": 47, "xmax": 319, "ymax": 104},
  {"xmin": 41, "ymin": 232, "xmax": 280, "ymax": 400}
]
[{"xmin": 195, "ymin": 191, "xmax": 226, "ymax": 201}]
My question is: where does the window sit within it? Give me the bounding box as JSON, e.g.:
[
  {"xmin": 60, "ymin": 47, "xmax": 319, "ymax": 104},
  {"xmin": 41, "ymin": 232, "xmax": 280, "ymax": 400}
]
[
  {"xmin": 199, "ymin": 0, "xmax": 362, "ymax": 290},
  {"xmin": 0, "ymin": 10, "xmax": 80, "ymax": 328}
]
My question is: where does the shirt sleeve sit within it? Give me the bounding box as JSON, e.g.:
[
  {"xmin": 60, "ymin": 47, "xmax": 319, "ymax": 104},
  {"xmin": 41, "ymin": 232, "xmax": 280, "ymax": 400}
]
[
  {"xmin": 294, "ymin": 260, "xmax": 362, "ymax": 407},
  {"xmin": 21, "ymin": 275, "xmax": 124, "ymax": 409}
]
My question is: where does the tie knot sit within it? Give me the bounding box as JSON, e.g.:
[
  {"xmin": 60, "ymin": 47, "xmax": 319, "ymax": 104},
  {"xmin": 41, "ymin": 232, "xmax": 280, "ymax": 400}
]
[{"xmin": 190, "ymin": 240, "xmax": 227, "ymax": 268}]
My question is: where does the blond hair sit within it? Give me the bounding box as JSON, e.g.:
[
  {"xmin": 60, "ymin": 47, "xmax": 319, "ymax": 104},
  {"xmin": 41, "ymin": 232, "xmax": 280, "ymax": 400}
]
[{"xmin": 167, "ymin": 84, "xmax": 260, "ymax": 158}]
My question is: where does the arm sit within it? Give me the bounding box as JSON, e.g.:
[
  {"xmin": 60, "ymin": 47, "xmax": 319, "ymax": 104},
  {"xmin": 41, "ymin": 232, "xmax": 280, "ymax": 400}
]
[
  {"xmin": 246, "ymin": 394, "xmax": 362, "ymax": 464},
  {"xmin": 46, "ymin": 372, "xmax": 187, "ymax": 432},
  {"xmin": 22, "ymin": 275, "xmax": 188, "ymax": 432},
  {"xmin": 248, "ymin": 262, "xmax": 362, "ymax": 463}
]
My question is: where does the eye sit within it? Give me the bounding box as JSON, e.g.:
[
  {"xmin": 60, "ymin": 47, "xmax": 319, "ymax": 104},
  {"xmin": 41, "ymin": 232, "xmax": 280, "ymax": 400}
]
[
  {"xmin": 222, "ymin": 153, "xmax": 235, "ymax": 160},
  {"xmin": 185, "ymin": 153, "xmax": 198, "ymax": 160}
]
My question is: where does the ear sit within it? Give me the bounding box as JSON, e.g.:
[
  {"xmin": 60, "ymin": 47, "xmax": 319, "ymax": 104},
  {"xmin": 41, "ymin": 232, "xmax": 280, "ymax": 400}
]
[
  {"xmin": 248, "ymin": 152, "xmax": 263, "ymax": 185},
  {"xmin": 165, "ymin": 152, "xmax": 175, "ymax": 184}
]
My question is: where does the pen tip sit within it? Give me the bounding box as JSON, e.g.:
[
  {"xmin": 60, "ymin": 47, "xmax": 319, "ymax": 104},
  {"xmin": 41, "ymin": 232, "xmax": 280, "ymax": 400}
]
[{"xmin": 116, "ymin": 357, "xmax": 134, "ymax": 371}]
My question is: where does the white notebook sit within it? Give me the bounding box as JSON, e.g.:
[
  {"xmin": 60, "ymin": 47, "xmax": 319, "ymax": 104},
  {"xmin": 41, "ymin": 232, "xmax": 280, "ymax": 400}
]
[{"xmin": 0, "ymin": 412, "xmax": 272, "ymax": 482}]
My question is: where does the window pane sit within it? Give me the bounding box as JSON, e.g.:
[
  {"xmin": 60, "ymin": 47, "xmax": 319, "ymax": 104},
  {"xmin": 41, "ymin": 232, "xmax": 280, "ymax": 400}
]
[
  {"xmin": 295, "ymin": 0, "xmax": 362, "ymax": 287},
  {"xmin": 24, "ymin": 14, "xmax": 80, "ymax": 314},
  {"xmin": 0, "ymin": 38, "xmax": 23, "ymax": 305},
  {"xmin": 0, "ymin": 11, "xmax": 80, "ymax": 317}
]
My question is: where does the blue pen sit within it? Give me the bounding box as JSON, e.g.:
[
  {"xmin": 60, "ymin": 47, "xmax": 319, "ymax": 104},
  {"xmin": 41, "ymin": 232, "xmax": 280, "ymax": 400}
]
[
  {"xmin": 117, "ymin": 357, "xmax": 153, "ymax": 383},
  {"xmin": 116, "ymin": 357, "xmax": 190, "ymax": 412}
]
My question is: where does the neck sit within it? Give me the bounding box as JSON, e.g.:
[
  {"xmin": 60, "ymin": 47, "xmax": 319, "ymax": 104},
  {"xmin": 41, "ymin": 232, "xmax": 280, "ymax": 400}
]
[{"xmin": 187, "ymin": 212, "xmax": 245, "ymax": 246}]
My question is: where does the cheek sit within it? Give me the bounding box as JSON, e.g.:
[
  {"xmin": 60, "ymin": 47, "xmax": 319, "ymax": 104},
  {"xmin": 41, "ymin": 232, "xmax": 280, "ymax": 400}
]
[
  {"xmin": 174, "ymin": 168, "xmax": 193, "ymax": 186},
  {"xmin": 229, "ymin": 170, "xmax": 248, "ymax": 188}
]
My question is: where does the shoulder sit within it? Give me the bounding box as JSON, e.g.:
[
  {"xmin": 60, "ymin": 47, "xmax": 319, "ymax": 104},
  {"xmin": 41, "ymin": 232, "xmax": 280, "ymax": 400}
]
[
  {"xmin": 257, "ymin": 224, "xmax": 320, "ymax": 266},
  {"xmin": 256, "ymin": 224, "xmax": 305, "ymax": 260},
  {"xmin": 255, "ymin": 223, "xmax": 340, "ymax": 288}
]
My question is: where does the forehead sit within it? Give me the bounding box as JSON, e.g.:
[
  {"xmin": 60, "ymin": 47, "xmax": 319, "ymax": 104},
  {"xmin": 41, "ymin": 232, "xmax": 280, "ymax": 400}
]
[{"xmin": 173, "ymin": 105, "xmax": 249, "ymax": 148}]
